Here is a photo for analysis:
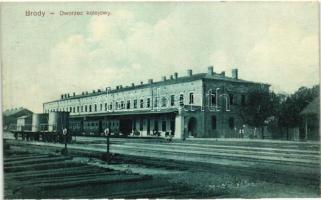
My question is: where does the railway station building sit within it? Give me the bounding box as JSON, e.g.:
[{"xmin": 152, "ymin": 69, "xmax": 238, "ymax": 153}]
[{"xmin": 43, "ymin": 67, "xmax": 269, "ymax": 139}]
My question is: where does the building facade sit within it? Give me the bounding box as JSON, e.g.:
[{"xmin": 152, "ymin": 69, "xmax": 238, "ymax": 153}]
[{"xmin": 43, "ymin": 67, "xmax": 269, "ymax": 139}]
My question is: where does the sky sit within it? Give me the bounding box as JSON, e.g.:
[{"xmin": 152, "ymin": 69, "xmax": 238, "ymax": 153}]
[{"xmin": 1, "ymin": 2, "xmax": 319, "ymax": 113}]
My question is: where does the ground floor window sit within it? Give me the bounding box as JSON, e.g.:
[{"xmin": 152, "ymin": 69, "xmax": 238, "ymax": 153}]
[
  {"xmin": 162, "ymin": 121, "xmax": 166, "ymax": 131},
  {"xmin": 211, "ymin": 116, "xmax": 217, "ymax": 129},
  {"xmin": 229, "ymin": 117, "xmax": 235, "ymax": 129}
]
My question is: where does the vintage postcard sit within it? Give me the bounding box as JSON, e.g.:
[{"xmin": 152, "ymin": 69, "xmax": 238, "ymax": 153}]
[{"xmin": 1, "ymin": 1, "xmax": 320, "ymax": 199}]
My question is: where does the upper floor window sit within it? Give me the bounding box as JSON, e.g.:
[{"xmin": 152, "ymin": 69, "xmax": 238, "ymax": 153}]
[
  {"xmin": 127, "ymin": 100, "xmax": 131, "ymax": 109},
  {"xmin": 140, "ymin": 99, "xmax": 144, "ymax": 108},
  {"xmin": 105, "ymin": 103, "xmax": 108, "ymax": 111},
  {"xmin": 121, "ymin": 101, "xmax": 124, "ymax": 109},
  {"xmin": 189, "ymin": 92, "xmax": 194, "ymax": 104},
  {"xmin": 211, "ymin": 90, "xmax": 216, "ymax": 105},
  {"xmin": 241, "ymin": 95, "xmax": 246, "ymax": 106},
  {"xmin": 229, "ymin": 94, "xmax": 234, "ymax": 105},
  {"xmin": 134, "ymin": 99, "xmax": 138, "ymax": 109},
  {"xmin": 154, "ymin": 97, "xmax": 158, "ymax": 107},
  {"xmin": 89, "ymin": 105, "xmax": 92, "ymax": 112},
  {"xmin": 94, "ymin": 104, "xmax": 97, "ymax": 112},
  {"xmin": 147, "ymin": 98, "xmax": 151, "ymax": 108},
  {"xmin": 109, "ymin": 103, "xmax": 113, "ymax": 110},
  {"xmin": 85, "ymin": 105, "xmax": 88, "ymax": 112},
  {"xmin": 179, "ymin": 94, "xmax": 184, "ymax": 106},
  {"xmin": 100, "ymin": 104, "xmax": 103, "ymax": 111},
  {"xmin": 170, "ymin": 95, "xmax": 175, "ymax": 106},
  {"xmin": 77, "ymin": 106, "xmax": 79, "ymax": 113},
  {"xmin": 161, "ymin": 97, "xmax": 167, "ymax": 107}
]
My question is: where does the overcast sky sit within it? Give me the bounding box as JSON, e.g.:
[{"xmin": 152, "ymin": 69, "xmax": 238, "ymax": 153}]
[{"xmin": 2, "ymin": 2, "xmax": 319, "ymax": 113}]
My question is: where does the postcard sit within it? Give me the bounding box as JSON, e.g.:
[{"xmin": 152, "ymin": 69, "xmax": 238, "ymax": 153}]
[{"xmin": 1, "ymin": 1, "xmax": 320, "ymax": 199}]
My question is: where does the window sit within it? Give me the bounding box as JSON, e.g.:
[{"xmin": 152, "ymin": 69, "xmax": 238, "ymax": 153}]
[
  {"xmin": 89, "ymin": 105, "xmax": 92, "ymax": 112},
  {"xmin": 189, "ymin": 92, "xmax": 194, "ymax": 104},
  {"xmin": 147, "ymin": 119, "xmax": 150, "ymax": 135},
  {"xmin": 140, "ymin": 119, "xmax": 143, "ymax": 131},
  {"xmin": 162, "ymin": 121, "xmax": 166, "ymax": 132},
  {"xmin": 133, "ymin": 120, "xmax": 136, "ymax": 130},
  {"xmin": 170, "ymin": 95, "xmax": 175, "ymax": 106},
  {"xmin": 115, "ymin": 102, "xmax": 119, "ymax": 110},
  {"xmin": 179, "ymin": 94, "xmax": 184, "ymax": 106},
  {"xmin": 100, "ymin": 104, "xmax": 103, "ymax": 111},
  {"xmin": 161, "ymin": 97, "xmax": 167, "ymax": 107},
  {"xmin": 241, "ymin": 95, "xmax": 246, "ymax": 106},
  {"xmin": 211, "ymin": 90, "xmax": 216, "ymax": 105},
  {"xmin": 85, "ymin": 105, "xmax": 87, "ymax": 112},
  {"xmin": 211, "ymin": 116, "xmax": 217, "ymax": 130},
  {"xmin": 140, "ymin": 99, "xmax": 144, "ymax": 108},
  {"xmin": 121, "ymin": 101, "xmax": 124, "ymax": 109},
  {"xmin": 154, "ymin": 120, "xmax": 159, "ymax": 131},
  {"xmin": 105, "ymin": 103, "xmax": 108, "ymax": 111},
  {"xmin": 229, "ymin": 117, "xmax": 235, "ymax": 129},
  {"xmin": 147, "ymin": 98, "xmax": 151, "ymax": 108},
  {"xmin": 127, "ymin": 100, "xmax": 131, "ymax": 109},
  {"xmin": 134, "ymin": 99, "xmax": 137, "ymax": 109},
  {"xmin": 70, "ymin": 107, "xmax": 72, "ymax": 112},
  {"xmin": 109, "ymin": 103, "xmax": 113, "ymax": 110},
  {"xmin": 154, "ymin": 97, "xmax": 158, "ymax": 107},
  {"xmin": 94, "ymin": 104, "xmax": 97, "ymax": 112},
  {"xmin": 170, "ymin": 120, "xmax": 175, "ymax": 133},
  {"xmin": 77, "ymin": 106, "xmax": 79, "ymax": 113},
  {"xmin": 229, "ymin": 94, "xmax": 234, "ymax": 105}
]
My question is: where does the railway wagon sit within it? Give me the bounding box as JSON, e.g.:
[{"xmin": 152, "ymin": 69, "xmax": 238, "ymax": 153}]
[
  {"xmin": 69, "ymin": 119, "xmax": 120, "ymax": 136},
  {"xmin": 11, "ymin": 111, "xmax": 71, "ymax": 143}
]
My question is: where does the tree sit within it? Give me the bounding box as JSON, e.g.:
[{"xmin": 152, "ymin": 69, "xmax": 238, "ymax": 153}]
[
  {"xmin": 279, "ymin": 85, "xmax": 319, "ymax": 140},
  {"xmin": 240, "ymin": 89, "xmax": 281, "ymax": 139}
]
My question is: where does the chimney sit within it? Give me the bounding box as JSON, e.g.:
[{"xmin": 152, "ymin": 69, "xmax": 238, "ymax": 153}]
[
  {"xmin": 98, "ymin": 89, "xmax": 101, "ymax": 92},
  {"xmin": 73, "ymin": 92, "xmax": 75, "ymax": 96},
  {"xmin": 93, "ymin": 90, "xmax": 96, "ymax": 93},
  {"xmin": 82, "ymin": 92, "xmax": 84, "ymax": 95},
  {"xmin": 221, "ymin": 71, "xmax": 225, "ymax": 76},
  {"xmin": 187, "ymin": 69, "xmax": 193, "ymax": 77},
  {"xmin": 61, "ymin": 94, "xmax": 64, "ymax": 99},
  {"xmin": 174, "ymin": 72, "xmax": 178, "ymax": 79},
  {"xmin": 170, "ymin": 75, "xmax": 173, "ymax": 80},
  {"xmin": 232, "ymin": 69, "xmax": 238, "ymax": 79},
  {"xmin": 119, "ymin": 85, "xmax": 123, "ymax": 89},
  {"xmin": 116, "ymin": 86, "xmax": 119, "ymax": 90},
  {"xmin": 148, "ymin": 79, "xmax": 153, "ymax": 84},
  {"xmin": 140, "ymin": 81, "xmax": 143, "ymax": 85},
  {"xmin": 162, "ymin": 76, "xmax": 166, "ymax": 81},
  {"xmin": 85, "ymin": 91, "xmax": 88, "ymax": 95},
  {"xmin": 67, "ymin": 93, "xmax": 70, "ymax": 98},
  {"xmin": 208, "ymin": 66, "xmax": 214, "ymax": 76},
  {"xmin": 131, "ymin": 83, "xmax": 135, "ymax": 87}
]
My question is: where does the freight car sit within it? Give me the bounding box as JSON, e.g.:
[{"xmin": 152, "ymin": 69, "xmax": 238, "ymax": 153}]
[{"xmin": 10, "ymin": 111, "xmax": 71, "ymax": 143}]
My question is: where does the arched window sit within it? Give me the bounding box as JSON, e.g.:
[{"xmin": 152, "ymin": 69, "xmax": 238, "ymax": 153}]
[{"xmin": 229, "ymin": 117, "xmax": 235, "ymax": 129}]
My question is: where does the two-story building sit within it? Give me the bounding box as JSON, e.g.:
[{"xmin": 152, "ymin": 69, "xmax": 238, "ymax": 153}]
[{"xmin": 43, "ymin": 66, "xmax": 269, "ymax": 139}]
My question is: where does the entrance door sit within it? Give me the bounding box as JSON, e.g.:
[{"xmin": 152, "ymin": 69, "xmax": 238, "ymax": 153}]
[
  {"xmin": 119, "ymin": 119, "xmax": 133, "ymax": 135},
  {"xmin": 187, "ymin": 117, "xmax": 197, "ymax": 137}
]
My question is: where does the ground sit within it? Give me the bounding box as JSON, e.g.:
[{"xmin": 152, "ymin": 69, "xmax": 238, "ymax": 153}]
[{"xmin": 3, "ymin": 132, "xmax": 321, "ymax": 198}]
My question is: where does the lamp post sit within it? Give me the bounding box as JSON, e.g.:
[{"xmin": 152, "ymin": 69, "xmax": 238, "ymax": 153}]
[
  {"xmin": 103, "ymin": 128, "xmax": 111, "ymax": 162},
  {"xmin": 62, "ymin": 128, "xmax": 68, "ymax": 155}
]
